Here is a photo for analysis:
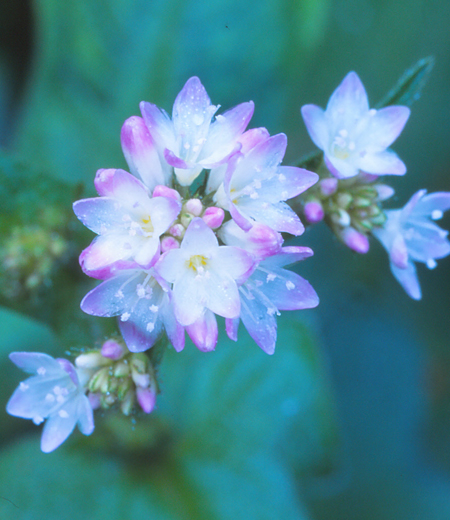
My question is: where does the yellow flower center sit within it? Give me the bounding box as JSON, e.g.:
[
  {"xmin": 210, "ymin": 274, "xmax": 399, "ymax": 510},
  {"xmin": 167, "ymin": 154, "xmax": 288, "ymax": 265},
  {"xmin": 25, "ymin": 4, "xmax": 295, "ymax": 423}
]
[{"xmin": 186, "ymin": 254, "xmax": 208, "ymax": 274}]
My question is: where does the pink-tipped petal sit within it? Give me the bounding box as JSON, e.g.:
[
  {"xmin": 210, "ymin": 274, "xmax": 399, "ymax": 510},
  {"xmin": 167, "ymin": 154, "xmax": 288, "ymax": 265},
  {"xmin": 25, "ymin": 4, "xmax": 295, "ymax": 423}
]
[
  {"xmin": 121, "ymin": 116, "xmax": 168, "ymax": 190},
  {"xmin": 186, "ymin": 310, "xmax": 218, "ymax": 352}
]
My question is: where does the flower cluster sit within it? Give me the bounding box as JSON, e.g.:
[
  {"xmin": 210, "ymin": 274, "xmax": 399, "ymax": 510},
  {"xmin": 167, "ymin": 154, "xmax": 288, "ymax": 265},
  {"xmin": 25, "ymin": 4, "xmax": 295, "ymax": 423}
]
[
  {"xmin": 75, "ymin": 77, "xmax": 319, "ymax": 355},
  {"xmin": 7, "ymin": 339, "xmax": 160, "ymax": 452},
  {"xmin": 300, "ymin": 71, "xmax": 450, "ymax": 298}
]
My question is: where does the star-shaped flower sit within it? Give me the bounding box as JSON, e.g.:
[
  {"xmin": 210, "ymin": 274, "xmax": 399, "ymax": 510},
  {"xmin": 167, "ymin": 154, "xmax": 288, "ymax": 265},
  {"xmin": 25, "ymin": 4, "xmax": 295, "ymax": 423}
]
[
  {"xmin": 301, "ymin": 71, "xmax": 410, "ymax": 179},
  {"xmin": 373, "ymin": 190, "xmax": 450, "ymax": 299},
  {"xmin": 73, "ymin": 169, "xmax": 181, "ymax": 278},
  {"xmin": 213, "ymin": 133, "xmax": 318, "ymax": 234},
  {"xmin": 155, "ymin": 217, "xmax": 255, "ymax": 327},
  {"xmin": 140, "ymin": 77, "xmax": 254, "ymax": 186},
  {"xmin": 7, "ymin": 352, "xmax": 94, "ymax": 452}
]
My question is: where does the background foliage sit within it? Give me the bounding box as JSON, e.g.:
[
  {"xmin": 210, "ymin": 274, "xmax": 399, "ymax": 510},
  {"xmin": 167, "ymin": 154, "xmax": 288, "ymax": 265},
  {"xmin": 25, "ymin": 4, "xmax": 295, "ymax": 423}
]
[{"xmin": 1, "ymin": 0, "xmax": 450, "ymax": 518}]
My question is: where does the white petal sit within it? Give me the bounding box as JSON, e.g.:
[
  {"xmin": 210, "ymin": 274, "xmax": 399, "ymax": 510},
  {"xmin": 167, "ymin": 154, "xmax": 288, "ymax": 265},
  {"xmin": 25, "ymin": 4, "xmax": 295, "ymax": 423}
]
[
  {"xmin": 301, "ymin": 104, "xmax": 329, "ymax": 150},
  {"xmin": 40, "ymin": 400, "xmax": 79, "ymax": 452}
]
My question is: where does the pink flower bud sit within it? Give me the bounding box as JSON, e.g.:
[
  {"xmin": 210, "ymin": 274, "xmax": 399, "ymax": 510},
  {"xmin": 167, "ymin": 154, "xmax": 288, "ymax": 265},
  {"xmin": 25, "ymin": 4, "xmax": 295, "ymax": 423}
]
[
  {"xmin": 341, "ymin": 227, "xmax": 370, "ymax": 254},
  {"xmin": 304, "ymin": 201, "xmax": 324, "ymax": 223},
  {"xmin": 170, "ymin": 223, "xmax": 185, "ymax": 237},
  {"xmin": 101, "ymin": 339, "xmax": 126, "ymax": 360},
  {"xmin": 136, "ymin": 387, "xmax": 157, "ymax": 414},
  {"xmin": 184, "ymin": 198, "xmax": 203, "ymax": 216},
  {"xmin": 161, "ymin": 236, "xmax": 180, "ymax": 252},
  {"xmin": 202, "ymin": 207, "xmax": 225, "ymax": 229},
  {"xmin": 320, "ymin": 177, "xmax": 338, "ymax": 196},
  {"xmin": 152, "ymin": 185, "xmax": 181, "ymax": 201}
]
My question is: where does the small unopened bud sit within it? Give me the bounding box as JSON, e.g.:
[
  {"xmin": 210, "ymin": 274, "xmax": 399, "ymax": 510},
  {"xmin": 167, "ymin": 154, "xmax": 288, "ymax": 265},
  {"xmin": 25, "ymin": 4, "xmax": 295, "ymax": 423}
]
[
  {"xmin": 136, "ymin": 387, "xmax": 157, "ymax": 414},
  {"xmin": 331, "ymin": 209, "xmax": 351, "ymax": 227},
  {"xmin": 101, "ymin": 339, "xmax": 126, "ymax": 360},
  {"xmin": 180, "ymin": 212, "xmax": 194, "ymax": 228},
  {"xmin": 304, "ymin": 201, "xmax": 324, "ymax": 224},
  {"xmin": 353, "ymin": 196, "xmax": 371, "ymax": 208},
  {"xmin": 336, "ymin": 192, "xmax": 353, "ymax": 209},
  {"xmin": 120, "ymin": 389, "xmax": 135, "ymax": 416},
  {"xmin": 170, "ymin": 223, "xmax": 185, "ymax": 238},
  {"xmin": 161, "ymin": 236, "xmax": 180, "ymax": 252},
  {"xmin": 371, "ymin": 213, "xmax": 387, "ymax": 226},
  {"xmin": 320, "ymin": 177, "xmax": 338, "ymax": 196},
  {"xmin": 76, "ymin": 352, "xmax": 111, "ymax": 369},
  {"xmin": 341, "ymin": 227, "xmax": 370, "ymax": 254},
  {"xmin": 113, "ymin": 360, "xmax": 130, "ymax": 377},
  {"xmin": 117, "ymin": 377, "xmax": 133, "ymax": 401},
  {"xmin": 88, "ymin": 367, "xmax": 110, "ymax": 393},
  {"xmin": 184, "ymin": 198, "xmax": 203, "ymax": 216},
  {"xmin": 130, "ymin": 353, "xmax": 150, "ymax": 388},
  {"xmin": 202, "ymin": 207, "xmax": 225, "ymax": 229}
]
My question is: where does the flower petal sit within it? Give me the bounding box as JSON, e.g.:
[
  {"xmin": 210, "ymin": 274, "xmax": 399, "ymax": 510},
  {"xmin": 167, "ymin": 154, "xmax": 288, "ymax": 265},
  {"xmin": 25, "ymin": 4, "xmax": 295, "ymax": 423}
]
[
  {"xmin": 9, "ymin": 352, "xmax": 62, "ymax": 375},
  {"xmin": 363, "ymin": 105, "xmax": 410, "ymax": 151},
  {"xmin": 358, "ymin": 150, "xmax": 406, "ymax": 176},
  {"xmin": 390, "ymin": 261, "xmax": 422, "ymax": 300},
  {"xmin": 239, "ymin": 290, "xmax": 277, "ymax": 355},
  {"xmin": 73, "ymin": 197, "xmax": 130, "ymax": 235},
  {"xmin": 40, "ymin": 399, "xmax": 79, "ymax": 453},
  {"xmin": 186, "ymin": 310, "xmax": 218, "ymax": 352},
  {"xmin": 200, "ymin": 101, "xmax": 254, "ymax": 164},
  {"xmin": 301, "ymin": 104, "xmax": 329, "ymax": 150},
  {"xmin": 76, "ymin": 395, "xmax": 95, "ymax": 435},
  {"xmin": 120, "ymin": 116, "xmax": 170, "ymax": 190},
  {"xmin": 326, "ymin": 71, "xmax": 369, "ymax": 122}
]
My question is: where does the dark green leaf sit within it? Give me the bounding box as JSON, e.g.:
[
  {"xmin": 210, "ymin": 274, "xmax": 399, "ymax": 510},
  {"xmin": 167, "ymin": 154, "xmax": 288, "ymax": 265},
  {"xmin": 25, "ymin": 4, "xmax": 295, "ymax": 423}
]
[
  {"xmin": 159, "ymin": 312, "xmax": 339, "ymax": 485},
  {"xmin": 376, "ymin": 56, "xmax": 435, "ymax": 108}
]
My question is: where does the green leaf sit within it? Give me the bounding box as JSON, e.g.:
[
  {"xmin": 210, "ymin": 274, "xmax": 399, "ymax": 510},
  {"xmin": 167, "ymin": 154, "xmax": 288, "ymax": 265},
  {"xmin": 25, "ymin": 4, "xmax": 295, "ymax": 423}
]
[
  {"xmin": 376, "ymin": 56, "xmax": 435, "ymax": 108},
  {"xmin": 0, "ymin": 438, "xmax": 199, "ymax": 520},
  {"xmin": 295, "ymin": 150, "xmax": 323, "ymax": 171},
  {"xmin": 0, "ymin": 151, "xmax": 113, "ymax": 345},
  {"xmin": 158, "ymin": 313, "xmax": 339, "ymax": 512}
]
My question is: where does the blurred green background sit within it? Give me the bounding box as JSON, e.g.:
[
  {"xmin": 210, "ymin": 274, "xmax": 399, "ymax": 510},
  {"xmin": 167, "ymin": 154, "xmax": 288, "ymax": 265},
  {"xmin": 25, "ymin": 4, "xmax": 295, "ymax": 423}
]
[{"xmin": 1, "ymin": 0, "xmax": 450, "ymax": 519}]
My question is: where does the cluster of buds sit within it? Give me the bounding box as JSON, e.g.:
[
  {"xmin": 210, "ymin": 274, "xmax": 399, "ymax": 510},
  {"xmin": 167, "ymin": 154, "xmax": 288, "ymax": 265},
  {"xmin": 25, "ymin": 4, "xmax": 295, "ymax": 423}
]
[
  {"xmin": 75, "ymin": 339, "xmax": 158, "ymax": 416},
  {"xmin": 157, "ymin": 190, "xmax": 225, "ymax": 253},
  {"xmin": 0, "ymin": 224, "xmax": 69, "ymax": 299},
  {"xmin": 303, "ymin": 174, "xmax": 394, "ymax": 254}
]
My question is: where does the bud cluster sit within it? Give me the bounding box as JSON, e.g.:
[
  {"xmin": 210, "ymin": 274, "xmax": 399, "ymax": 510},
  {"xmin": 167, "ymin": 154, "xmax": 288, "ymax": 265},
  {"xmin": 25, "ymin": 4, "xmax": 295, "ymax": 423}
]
[
  {"xmin": 75, "ymin": 339, "xmax": 158, "ymax": 416},
  {"xmin": 303, "ymin": 174, "xmax": 393, "ymax": 253},
  {"xmin": 0, "ymin": 223, "xmax": 69, "ymax": 299}
]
